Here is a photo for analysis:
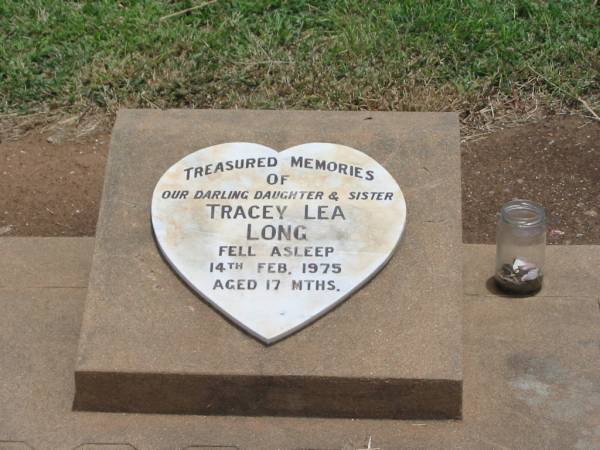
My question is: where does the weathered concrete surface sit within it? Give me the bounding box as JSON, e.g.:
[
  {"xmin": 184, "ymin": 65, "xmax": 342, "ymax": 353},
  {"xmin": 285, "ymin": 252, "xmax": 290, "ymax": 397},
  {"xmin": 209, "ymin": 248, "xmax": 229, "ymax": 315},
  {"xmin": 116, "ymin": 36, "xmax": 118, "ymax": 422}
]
[
  {"xmin": 1, "ymin": 238, "xmax": 599, "ymax": 449},
  {"xmin": 74, "ymin": 110, "xmax": 462, "ymax": 418},
  {"xmin": 0, "ymin": 237, "xmax": 94, "ymax": 288}
]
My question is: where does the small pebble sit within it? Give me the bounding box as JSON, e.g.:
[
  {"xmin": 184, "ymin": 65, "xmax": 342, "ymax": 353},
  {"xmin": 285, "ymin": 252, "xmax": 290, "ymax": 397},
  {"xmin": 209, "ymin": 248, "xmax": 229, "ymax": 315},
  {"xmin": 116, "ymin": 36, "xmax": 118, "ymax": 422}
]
[{"xmin": 0, "ymin": 224, "xmax": 13, "ymax": 236}]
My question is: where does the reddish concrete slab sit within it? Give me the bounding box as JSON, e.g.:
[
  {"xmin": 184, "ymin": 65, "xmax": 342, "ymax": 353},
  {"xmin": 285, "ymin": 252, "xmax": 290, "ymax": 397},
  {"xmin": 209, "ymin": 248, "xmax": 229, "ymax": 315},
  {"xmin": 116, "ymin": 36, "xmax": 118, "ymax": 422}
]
[
  {"xmin": 0, "ymin": 237, "xmax": 94, "ymax": 288},
  {"xmin": 74, "ymin": 110, "xmax": 463, "ymax": 419},
  {"xmin": 1, "ymin": 239, "xmax": 599, "ymax": 449}
]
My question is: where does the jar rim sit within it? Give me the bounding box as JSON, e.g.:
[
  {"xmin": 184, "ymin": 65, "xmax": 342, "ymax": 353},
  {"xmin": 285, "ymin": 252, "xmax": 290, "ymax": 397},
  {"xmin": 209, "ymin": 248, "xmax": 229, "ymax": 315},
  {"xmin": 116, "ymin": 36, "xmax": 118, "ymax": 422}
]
[{"xmin": 500, "ymin": 199, "xmax": 545, "ymax": 226}]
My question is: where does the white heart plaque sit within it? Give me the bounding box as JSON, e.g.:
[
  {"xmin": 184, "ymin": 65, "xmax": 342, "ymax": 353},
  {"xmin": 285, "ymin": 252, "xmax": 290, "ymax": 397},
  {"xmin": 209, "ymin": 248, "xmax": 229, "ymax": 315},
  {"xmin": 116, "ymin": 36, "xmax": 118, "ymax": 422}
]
[{"xmin": 152, "ymin": 143, "xmax": 406, "ymax": 344}]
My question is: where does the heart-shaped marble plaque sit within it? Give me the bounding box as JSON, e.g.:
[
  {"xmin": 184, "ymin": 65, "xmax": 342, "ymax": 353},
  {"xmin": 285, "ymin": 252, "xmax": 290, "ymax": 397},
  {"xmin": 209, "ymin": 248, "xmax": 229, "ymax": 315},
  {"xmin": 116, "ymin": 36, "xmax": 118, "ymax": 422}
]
[{"xmin": 152, "ymin": 143, "xmax": 406, "ymax": 344}]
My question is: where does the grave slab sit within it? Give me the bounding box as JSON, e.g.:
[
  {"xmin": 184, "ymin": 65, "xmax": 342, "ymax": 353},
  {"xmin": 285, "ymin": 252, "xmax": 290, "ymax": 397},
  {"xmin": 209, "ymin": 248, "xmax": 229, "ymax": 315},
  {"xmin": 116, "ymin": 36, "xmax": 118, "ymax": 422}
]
[{"xmin": 74, "ymin": 109, "xmax": 462, "ymax": 418}]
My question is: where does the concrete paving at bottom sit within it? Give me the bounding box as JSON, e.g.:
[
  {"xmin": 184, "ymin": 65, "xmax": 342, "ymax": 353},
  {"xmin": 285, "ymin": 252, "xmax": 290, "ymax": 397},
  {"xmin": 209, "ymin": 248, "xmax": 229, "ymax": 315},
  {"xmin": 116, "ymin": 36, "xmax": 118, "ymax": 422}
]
[{"xmin": 1, "ymin": 238, "xmax": 599, "ymax": 450}]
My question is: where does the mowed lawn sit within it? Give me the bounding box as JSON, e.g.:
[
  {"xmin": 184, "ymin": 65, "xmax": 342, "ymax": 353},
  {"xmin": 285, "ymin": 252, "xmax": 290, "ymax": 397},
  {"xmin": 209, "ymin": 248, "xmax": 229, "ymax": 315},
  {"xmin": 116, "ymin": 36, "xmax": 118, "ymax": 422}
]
[{"xmin": 1, "ymin": 0, "xmax": 599, "ymax": 120}]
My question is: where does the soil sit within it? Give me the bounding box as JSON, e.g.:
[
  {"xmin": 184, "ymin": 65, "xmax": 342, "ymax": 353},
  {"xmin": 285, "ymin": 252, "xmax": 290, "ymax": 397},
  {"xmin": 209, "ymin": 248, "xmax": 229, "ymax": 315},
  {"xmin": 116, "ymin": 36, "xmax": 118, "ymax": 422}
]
[
  {"xmin": 0, "ymin": 131, "xmax": 109, "ymax": 237},
  {"xmin": 0, "ymin": 114, "xmax": 598, "ymax": 243},
  {"xmin": 462, "ymin": 115, "xmax": 600, "ymax": 244}
]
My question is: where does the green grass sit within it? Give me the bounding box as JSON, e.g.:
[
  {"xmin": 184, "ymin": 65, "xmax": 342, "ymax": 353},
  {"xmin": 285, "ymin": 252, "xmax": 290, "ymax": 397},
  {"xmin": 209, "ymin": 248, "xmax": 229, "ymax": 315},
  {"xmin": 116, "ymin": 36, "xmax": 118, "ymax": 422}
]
[{"xmin": 1, "ymin": 0, "xmax": 599, "ymax": 119}]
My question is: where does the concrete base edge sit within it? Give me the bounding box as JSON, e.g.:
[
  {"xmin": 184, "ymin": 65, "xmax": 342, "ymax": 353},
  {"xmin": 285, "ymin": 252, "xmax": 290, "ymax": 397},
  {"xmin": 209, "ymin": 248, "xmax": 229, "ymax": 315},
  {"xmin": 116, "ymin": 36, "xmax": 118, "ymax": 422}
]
[{"xmin": 74, "ymin": 371, "xmax": 462, "ymax": 420}]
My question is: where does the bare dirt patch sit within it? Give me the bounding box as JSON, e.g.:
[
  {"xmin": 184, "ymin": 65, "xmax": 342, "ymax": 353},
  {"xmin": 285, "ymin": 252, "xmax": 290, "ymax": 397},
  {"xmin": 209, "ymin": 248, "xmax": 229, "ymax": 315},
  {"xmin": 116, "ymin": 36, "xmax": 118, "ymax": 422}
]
[
  {"xmin": 0, "ymin": 130, "xmax": 110, "ymax": 236},
  {"xmin": 463, "ymin": 115, "xmax": 599, "ymax": 244},
  {"xmin": 1, "ymin": 115, "xmax": 598, "ymax": 243}
]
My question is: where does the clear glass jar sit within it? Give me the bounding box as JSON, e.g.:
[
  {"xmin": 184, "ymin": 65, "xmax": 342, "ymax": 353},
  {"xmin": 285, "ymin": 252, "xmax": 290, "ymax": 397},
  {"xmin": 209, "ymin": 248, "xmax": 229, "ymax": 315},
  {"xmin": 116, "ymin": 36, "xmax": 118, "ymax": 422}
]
[{"xmin": 495, "ymin": 200, "xmax": 546, "ymax": 295}]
